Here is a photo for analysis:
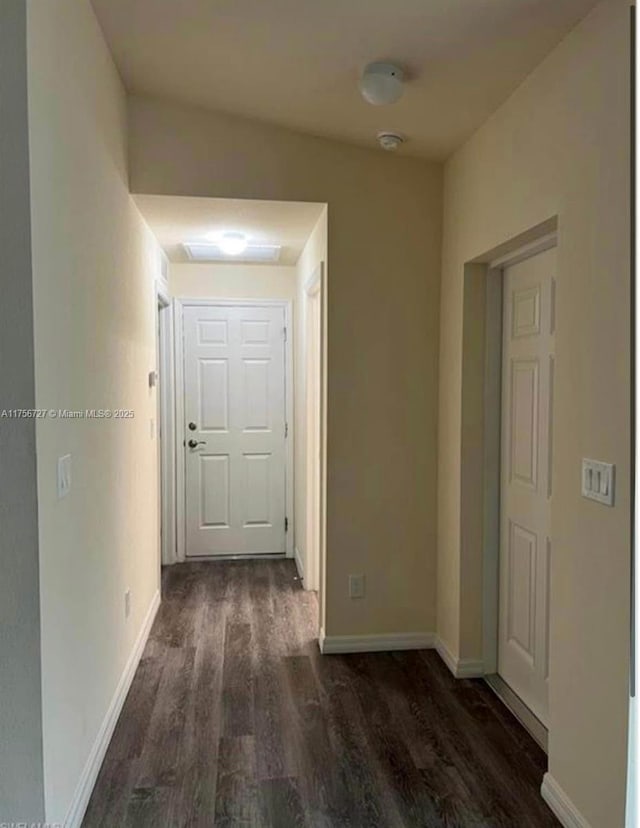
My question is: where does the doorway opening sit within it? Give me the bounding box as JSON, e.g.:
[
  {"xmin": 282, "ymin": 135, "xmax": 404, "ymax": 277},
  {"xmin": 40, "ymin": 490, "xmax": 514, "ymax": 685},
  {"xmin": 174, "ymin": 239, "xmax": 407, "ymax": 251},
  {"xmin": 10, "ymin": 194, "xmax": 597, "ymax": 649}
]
[
  {"xmin": 458, "ymin": 219, "xmax": 558, "ymax": 753},
  {"xmin": 138, "ymin": 194, "xmax": 328, "ymax": 638}
]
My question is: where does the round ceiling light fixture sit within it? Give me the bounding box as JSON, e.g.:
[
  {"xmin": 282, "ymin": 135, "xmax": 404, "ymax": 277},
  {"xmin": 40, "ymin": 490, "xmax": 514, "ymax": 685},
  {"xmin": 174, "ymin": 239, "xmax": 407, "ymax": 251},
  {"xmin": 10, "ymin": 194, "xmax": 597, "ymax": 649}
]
[
  {"xmin": 217, "ymin": 232, "xmax": 248, "ymax": 256},
  {"xmin": 360, "ymin": 62, "xmax": 404, "ymax": 106},
  {"xmin": 377, "ymin": 131, "xmax": 405, "ymax": 151}
]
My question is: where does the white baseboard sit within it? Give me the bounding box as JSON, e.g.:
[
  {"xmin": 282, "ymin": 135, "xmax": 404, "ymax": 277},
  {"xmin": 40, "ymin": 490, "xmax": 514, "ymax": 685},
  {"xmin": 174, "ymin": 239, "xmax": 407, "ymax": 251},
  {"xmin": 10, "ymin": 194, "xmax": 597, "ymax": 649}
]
[
  {"xmin": 319, "ymin": 629, "xmax": 435, "ymax": 654},
  {"xmin": 64, "ymin": 589, "xmax": 161, "ymax": 828},
  {"xmin": 434, "ymin": 636, "xmax": 484, "ymax": 678},
  {"xmin": 541, "ymin": 773, "xmax": 592, "ymax": 828},
  {"xmin": 317, "ymin": 631, "xmax": 486, "ymax": 673},
  {"xmin": 294, "ymin": 546, "xmax": 305, "ymax": 583}
]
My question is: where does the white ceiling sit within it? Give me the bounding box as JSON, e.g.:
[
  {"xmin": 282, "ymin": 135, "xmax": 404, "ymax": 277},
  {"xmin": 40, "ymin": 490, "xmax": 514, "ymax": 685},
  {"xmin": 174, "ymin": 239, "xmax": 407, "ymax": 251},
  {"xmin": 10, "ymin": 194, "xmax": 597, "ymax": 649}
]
[
  {"xmin": 134, "ymin": 195, "xmax": 325, "ymax": 264},
  {"xmin": 92, "ymin": 0, "xmax": 598, "ymax": 160}
]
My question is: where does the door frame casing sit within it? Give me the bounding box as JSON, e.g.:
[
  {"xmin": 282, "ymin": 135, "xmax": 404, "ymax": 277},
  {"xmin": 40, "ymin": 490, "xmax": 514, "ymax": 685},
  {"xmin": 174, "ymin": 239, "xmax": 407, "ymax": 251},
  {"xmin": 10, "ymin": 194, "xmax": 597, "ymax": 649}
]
[
  {"xmin": 173, "ymin": 297, "xmax": 294, "ymax": 562},
  {"xmin": 303, "ymin": 262, "xmax": 325, "ymax": 592},
  {"xmin": 156, "ymin": 283, "xmax": 177, "ymax": 567}
]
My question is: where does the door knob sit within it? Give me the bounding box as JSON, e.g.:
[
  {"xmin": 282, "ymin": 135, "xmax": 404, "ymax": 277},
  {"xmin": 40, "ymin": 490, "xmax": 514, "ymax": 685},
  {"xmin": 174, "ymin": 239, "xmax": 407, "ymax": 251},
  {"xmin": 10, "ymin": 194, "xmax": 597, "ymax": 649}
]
[
  {"xmin": 188, "ymin": 439, "xmax": 205, "ymax": 448},
  {"xmin": 188, "ymin": 422, "xmax": 197, "ymax": 431}
]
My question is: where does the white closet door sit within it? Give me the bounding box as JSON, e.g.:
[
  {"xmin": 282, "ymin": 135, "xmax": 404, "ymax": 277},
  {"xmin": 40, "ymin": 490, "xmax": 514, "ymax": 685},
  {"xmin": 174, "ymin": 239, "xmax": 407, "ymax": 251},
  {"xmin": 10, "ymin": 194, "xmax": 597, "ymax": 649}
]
[{"xmin": 499, "ymin": 246, "xmax": 556, "ymax": 726}]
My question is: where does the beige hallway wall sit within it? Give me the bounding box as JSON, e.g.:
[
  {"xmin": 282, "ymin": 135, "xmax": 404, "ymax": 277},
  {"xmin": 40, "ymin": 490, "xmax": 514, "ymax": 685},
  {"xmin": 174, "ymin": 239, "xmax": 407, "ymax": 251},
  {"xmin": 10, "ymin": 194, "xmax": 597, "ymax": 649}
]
[
  {"xmin": 437, "ymin": 0, "xmax": 630, "ymax": 824},
  {"xmin": 27, "ymin": 0, "xmax": 162, "ymax": 821},
  {"xmin": 129, "ymin": 95, "xmax": 443, "ymax": 637},
  {"xmin": 170, "ymin": 262, "xmax": 297, "ymax": 301}
]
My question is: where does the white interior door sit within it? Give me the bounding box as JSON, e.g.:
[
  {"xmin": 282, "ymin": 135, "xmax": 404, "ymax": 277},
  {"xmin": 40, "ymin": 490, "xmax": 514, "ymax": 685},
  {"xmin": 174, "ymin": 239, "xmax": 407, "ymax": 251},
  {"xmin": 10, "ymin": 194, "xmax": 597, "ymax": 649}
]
[
  {"xmin": 183, "ymin": 304, "xmax": 287, "ymax": 557},
  {"xmin": 499, "ymin": 245, "xmax": 556, "ymax": 726}
]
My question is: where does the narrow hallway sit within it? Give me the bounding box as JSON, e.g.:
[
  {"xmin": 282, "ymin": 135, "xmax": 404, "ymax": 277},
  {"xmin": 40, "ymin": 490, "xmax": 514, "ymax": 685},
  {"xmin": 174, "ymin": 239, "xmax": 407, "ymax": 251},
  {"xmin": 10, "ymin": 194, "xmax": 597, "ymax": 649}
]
[{"xmin": 83, "ymin": 561, "xmax": 558, "ymax": 827}]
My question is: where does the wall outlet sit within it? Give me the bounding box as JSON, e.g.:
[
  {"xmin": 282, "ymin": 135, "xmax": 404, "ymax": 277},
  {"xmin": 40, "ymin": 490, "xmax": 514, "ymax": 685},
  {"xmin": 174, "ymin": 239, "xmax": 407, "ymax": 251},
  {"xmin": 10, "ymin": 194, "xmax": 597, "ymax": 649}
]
[
  {"xmin": 124, "ymin": 589, "xmax": 131, "ymax": 619},
  {"xmin": 349, "ymin": 574, "xmax": 365, "ymax": 599},
  {"xmin": 57, "ymin": 454, "xmax": 72, "ymax": 499}
]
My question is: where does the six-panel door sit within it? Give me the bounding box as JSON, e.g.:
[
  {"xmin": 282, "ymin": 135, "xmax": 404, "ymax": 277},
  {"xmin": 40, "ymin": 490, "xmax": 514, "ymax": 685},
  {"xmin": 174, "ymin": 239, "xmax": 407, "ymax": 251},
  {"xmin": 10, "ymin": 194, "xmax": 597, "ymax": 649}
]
[
  {"xmin": 183, "ymin": 305, "xmax": 286, "ymax": 556},
  {"xmin": 499, "ymin": 246, "xmax": 556, "ymax": 726}
]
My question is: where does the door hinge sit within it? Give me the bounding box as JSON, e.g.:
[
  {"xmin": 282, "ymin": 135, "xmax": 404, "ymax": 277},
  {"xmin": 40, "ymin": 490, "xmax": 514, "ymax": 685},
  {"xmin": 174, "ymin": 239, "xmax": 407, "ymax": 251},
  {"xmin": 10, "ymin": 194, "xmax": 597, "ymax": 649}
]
[
  {"xmin": 285, "ymin": 422, "xmax": 289, "ymax": 438},
  {"xmin": 285, "ymin": 517, "xmax": 289, "ymax": 532},
  {"xmin": 283, "ymin": 326, "xmax": 287, "ymax": 342}
]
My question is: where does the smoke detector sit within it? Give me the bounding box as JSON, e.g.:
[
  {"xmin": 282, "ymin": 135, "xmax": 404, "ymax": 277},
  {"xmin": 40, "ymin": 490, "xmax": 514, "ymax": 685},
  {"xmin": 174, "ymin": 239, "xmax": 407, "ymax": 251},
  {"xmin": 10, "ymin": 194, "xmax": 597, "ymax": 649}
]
[{"xmin": 377, "ymin": 131, "xmax": 405, "ymax": 151}]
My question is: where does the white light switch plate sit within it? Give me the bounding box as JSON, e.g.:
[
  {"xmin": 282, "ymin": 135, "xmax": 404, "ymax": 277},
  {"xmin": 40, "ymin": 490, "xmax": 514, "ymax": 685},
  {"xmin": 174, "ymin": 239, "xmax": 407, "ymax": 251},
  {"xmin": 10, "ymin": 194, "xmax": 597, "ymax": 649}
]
[
  {"xmin": 582, "ymin": 458, "xmax": 615, "ymax": 506},
  {"xmin": 57, "ymin": 454, "xmax": 72, "ymax": 499}
]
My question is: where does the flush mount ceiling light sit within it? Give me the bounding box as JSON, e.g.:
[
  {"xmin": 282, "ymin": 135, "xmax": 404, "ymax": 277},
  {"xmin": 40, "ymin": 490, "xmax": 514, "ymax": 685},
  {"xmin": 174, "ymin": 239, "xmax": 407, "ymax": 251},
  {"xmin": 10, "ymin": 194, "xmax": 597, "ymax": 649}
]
[
  {"xmin": 216, "ymin": 232, "xmax": 248, "ymax": 256},
  {"xmin": 183, "ymin": 242, "xmax": 281, "ymax": 263},
  {"xmin": 359, "ymin": 62, "xmax": 404, "ymax": 106}
]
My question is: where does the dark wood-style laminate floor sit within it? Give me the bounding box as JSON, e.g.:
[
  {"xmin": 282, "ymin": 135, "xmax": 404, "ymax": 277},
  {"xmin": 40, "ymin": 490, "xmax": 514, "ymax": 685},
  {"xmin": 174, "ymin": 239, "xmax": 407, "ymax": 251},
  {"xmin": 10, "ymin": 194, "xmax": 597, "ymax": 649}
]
[{"xmin": 83, "ymin": 560, "xmax": 559, "ymax": 827}]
